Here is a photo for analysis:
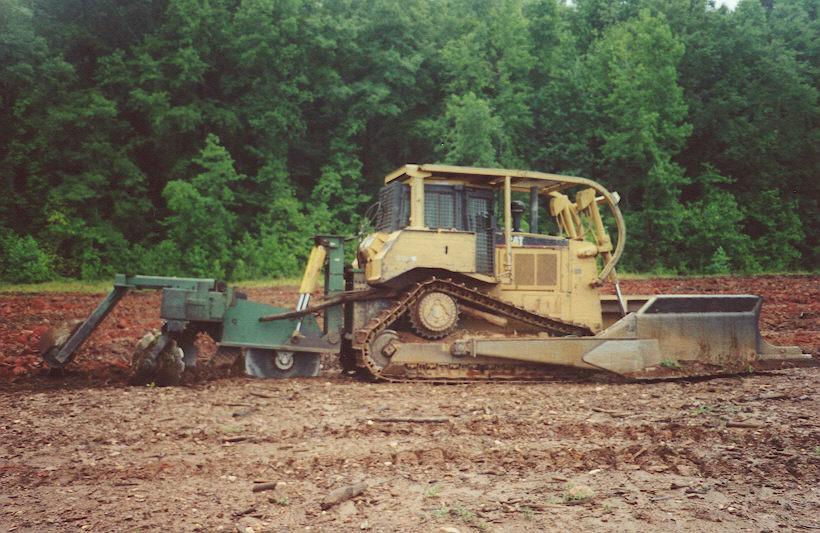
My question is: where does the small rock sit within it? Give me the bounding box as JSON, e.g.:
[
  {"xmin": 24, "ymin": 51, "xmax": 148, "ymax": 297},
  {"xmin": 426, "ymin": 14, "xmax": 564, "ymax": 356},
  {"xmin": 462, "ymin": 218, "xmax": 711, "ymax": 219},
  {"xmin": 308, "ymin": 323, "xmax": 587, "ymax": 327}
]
[
  {"xmin": 237, "ymin": 517, "xmax": 265, "ymax": 532},
  {"xmin": 565, "ymin": 484, "xmax": 595, "ymax": 501},
  {"xmin": 440, "ymin": 527, "xmax": 461, "ymax": 533},
  {"xmin": 420, "ymin": 448, "xmax": 445, "ymax": 465},
  {"xmin": 337, "ymin": 500, "xmax": 357, "ymax": 519},
  {"xmin": 675, "ymin": 464, "xmax": 696, "ymax": 476}
]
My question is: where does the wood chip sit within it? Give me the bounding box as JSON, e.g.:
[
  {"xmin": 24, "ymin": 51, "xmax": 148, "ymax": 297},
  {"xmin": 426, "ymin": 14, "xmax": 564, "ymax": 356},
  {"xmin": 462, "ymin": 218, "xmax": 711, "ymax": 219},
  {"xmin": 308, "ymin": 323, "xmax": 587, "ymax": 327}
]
[
  {"xmin": 591, "ymin": 407, "xmax": 630, "ymax": 417},
  {"xmin": 233, "ymin": 506, "xmax": 257, "ymax": 517},
  {"xmin": 631, "ymin": 446, "xmax": 649, "ymax": 461},
  {"xmin": 369, "ymin": 417, "xmax": 450, "ymax": 424},
  {"xmin": 321, "ymin": 482, "xmax": 368, "ymax": 510},
  {"xmin": 251, "ymin": 481, "xmax": 279, "ymax": 493},
  {"xmin": 727, "ymin": 420, "xmax": 765, "ymax": 429}
]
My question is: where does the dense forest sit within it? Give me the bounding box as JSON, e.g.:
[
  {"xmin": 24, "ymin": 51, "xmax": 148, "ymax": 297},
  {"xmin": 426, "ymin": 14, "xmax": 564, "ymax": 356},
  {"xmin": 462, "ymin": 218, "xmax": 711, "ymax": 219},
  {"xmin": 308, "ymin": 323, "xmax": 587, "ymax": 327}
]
[{"xmin": 0, "ymin": 0, "xmax": 817, "ymax": 282}]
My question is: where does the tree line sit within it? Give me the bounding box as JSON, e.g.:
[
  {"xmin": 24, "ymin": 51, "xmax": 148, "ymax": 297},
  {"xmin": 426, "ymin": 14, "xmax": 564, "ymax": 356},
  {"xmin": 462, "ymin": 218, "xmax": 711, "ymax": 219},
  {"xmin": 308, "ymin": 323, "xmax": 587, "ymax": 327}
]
[{"xmin": 0, "ymin": 0, "xmax": 816, "ymax": 282}]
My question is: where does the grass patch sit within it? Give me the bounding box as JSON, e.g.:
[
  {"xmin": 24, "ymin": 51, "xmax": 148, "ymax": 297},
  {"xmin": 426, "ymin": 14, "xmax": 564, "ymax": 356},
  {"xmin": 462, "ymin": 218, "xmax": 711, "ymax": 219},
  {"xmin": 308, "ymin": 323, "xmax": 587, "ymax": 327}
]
[
  {"xmin": 561, "ymin": 483, "xmax": 595, "ymax": 503},
  {"xmin": 0, "ymin": 276, "xmax": 301, "ymax": 294},
  {"xmin": 618, "ymin": 270, "xmax": 817, "ymax": 280},
  {"xmin": 233, "ymin": 277, "xmax": 301, "ymax": 289},
  {"xmin": 430, "ymin": 503, "xmax": 488, "ymax": 530},
  {"xmin": 659, "ymin": 359, "xmax": 681, "ymax": 370},
  {"xmin": 690, "ymin": 405, "xmax": 712, "ymax": 416},
  {"xmin": 425, "ymin": 484, "xmax": 443, "ymax": 498},
  {"xmin": 0, "ymin": 279, "xmax": 115, "ymax": 294},
  {"xmin": 271, "ymin": 496, "xmax": 289, "ymax": 506},
  {"xmin": 451, "ymin": 503, "xmax": 477, "ymax": 521}
]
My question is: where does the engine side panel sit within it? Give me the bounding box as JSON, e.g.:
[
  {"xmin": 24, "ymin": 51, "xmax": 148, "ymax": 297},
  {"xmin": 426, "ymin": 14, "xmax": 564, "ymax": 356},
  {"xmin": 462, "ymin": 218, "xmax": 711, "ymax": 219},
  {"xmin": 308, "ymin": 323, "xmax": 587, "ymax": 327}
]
[{"xmin": 365, "ymin": 229, "xmax": 477, "ymax": 284}]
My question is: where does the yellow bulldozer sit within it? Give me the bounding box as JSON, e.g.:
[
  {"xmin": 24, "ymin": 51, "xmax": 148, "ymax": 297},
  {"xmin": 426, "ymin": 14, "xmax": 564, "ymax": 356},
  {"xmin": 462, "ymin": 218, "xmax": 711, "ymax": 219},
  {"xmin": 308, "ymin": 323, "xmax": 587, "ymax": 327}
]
[
  {"xmin": 41, "ymin": 164, "xmax": 810, "ymax": 383},
  {"xmin": 265, "ymin": 164, "xmax": 808, "ymax": 381}
]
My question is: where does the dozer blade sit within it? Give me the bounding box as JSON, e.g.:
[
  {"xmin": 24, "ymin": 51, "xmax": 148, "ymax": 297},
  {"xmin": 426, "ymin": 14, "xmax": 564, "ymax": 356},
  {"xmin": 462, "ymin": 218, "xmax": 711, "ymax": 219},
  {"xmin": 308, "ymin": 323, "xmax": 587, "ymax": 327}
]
[
  {"xmin": 606, "ymin": 294, "xmax": 811, "ymax": 379},
  {"xmin": 375, "ymin": 294, "xmax": 810, "ymax": 381}
]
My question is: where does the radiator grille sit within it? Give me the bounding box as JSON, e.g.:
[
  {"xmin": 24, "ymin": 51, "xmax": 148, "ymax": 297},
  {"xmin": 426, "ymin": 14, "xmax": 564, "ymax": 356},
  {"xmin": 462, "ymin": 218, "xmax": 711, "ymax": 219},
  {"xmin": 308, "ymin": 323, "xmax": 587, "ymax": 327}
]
[
  {"xmin": 536, "ymin": 254, "xmax": 558, "ymax": 286},
  {"xmin": 514, "ymin": 254, "xmax": 536, "ymax": 286}
]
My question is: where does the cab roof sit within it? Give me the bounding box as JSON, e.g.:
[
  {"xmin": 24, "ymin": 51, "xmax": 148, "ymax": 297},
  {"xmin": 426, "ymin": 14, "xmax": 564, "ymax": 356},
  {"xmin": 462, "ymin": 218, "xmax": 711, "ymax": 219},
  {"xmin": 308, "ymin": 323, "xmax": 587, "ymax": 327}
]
[{"xmin": 384, "ymin": 164, "xmax": 605, "ymax": 193}]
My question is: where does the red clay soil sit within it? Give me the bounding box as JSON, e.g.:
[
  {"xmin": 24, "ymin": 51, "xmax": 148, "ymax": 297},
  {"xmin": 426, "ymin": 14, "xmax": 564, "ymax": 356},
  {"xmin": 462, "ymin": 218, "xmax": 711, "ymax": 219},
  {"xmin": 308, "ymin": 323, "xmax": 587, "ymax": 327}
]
[{"xmin": 0, "ymin": 276, "xmax": 818, "ymax": 531}]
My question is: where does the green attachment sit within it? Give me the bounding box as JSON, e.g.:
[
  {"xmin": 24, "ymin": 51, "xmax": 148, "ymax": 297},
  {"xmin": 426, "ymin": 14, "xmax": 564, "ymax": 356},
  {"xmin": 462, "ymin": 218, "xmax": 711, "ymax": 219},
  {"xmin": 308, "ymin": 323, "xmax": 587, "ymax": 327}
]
[
  {"xmin": 160, "ymin": 288, "xmax": 230, "ymax": 322},
  {"xmin": 43, "ymin": 274, "xmax": 229, "ymax": 368},
  {"xmin": 318, "ymin": 235, "xmax": 346, "ymax": 336},
  {"xmin": 221, "ymin": 298, "xmax": 325, "ymax": 352},
  {"xmin": 115, "ymin": 274, "xmax": 219, "ymax": 291}
]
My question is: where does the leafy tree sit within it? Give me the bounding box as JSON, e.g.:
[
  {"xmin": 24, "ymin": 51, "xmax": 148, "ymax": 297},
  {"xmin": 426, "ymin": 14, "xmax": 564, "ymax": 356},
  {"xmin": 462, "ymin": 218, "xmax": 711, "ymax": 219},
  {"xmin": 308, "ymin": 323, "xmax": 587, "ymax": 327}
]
[
  {"xmin": 679, "ymin": 170, "xmax": 757, "ymax": 273},
  {"xmin": 0, "ymin": 232, "xmax": 54, "ymax": 283},
  {"xmin": 160, "ymin": 134, "xmax": 241, "ymax": 278},
  {"xmin": 583, "ymin": 9, "xmax": 692, "ymax": 270},
  {"xmin": 435, "ymin": 92, "xmax": 503, "ymax": 167}
]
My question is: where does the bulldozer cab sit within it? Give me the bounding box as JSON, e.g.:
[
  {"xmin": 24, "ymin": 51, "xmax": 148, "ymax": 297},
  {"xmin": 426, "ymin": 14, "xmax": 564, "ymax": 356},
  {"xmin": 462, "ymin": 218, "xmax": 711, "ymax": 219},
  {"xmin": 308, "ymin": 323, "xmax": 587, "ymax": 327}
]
[{"xmin": 361, "ymin": 164, "xmax": 626, "ymax": 290}]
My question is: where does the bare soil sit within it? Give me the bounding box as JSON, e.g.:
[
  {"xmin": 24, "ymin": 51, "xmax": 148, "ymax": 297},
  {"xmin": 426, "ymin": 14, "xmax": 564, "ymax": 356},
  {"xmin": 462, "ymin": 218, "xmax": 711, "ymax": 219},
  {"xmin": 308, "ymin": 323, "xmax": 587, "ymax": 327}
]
[{"xmin": 1, "ymin": 275, "xmax": 818, "ymax": 531}]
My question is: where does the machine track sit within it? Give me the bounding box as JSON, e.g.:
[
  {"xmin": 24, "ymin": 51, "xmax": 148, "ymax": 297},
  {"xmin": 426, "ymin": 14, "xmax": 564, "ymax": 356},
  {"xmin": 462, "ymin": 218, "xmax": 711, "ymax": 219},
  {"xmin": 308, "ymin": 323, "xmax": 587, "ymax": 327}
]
[{"xmin": 352, "ymin": 277, "xmax": 594, "ymax": 382}]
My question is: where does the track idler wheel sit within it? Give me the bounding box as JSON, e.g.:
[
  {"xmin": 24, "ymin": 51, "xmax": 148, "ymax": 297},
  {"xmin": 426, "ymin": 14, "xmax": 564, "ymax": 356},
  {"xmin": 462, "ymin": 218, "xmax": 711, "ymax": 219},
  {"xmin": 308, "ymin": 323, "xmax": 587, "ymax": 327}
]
[
  {"xmin": 409, "ymin": 291, "xmax": 459, "ymax": 339},
  {"xmin": 360, "ymin": 329, "xmax": 399, "ymax": 379}
]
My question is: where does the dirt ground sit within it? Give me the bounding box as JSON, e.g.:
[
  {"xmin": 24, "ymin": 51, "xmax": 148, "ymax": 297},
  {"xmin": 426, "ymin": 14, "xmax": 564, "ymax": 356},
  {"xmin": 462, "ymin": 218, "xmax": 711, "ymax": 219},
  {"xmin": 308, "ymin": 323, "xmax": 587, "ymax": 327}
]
[{"xmin": 1, "ymin": 275, "xmax": 818, "ymax": 532}]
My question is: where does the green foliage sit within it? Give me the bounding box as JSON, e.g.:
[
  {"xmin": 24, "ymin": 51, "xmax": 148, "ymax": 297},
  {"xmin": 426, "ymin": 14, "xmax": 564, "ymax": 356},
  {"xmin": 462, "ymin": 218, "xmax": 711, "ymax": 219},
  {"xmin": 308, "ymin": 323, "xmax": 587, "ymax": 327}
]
[
  {"xmin": 679, "ymin": 170, "xmax": 757, "ymax": 273},
  {"xmin": 0, "ymin": 232, "xmax": 55, "ymax": 283},
  {"xmin": 659, "ymin": 359, "xmax": 681, "ymax": 370},
  {"xmin": 706, "ymin": 247, "xmax": 731, "ymax": 276},
  {"xmin": 0, "ymin": 0, "xmax": 816, "ymax": 281},
  {"xmin": 436, "ymin": 92, "xmax": 503, "ymax": 167},
  {"xmin": 161, "ymin": 134, "xmax": 240, "ymax": 278},
  {"xmin": 743, "ymin": 189, "xmax": 805, "ymax": 271}
]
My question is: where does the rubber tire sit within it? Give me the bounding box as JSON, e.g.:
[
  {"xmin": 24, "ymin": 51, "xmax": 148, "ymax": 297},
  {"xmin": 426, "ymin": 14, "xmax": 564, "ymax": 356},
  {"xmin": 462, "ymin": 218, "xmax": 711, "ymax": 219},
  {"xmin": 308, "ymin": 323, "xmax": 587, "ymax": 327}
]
[{"xmin": 243, "ymin": 349, "xmax": 321, "ymax": 379}]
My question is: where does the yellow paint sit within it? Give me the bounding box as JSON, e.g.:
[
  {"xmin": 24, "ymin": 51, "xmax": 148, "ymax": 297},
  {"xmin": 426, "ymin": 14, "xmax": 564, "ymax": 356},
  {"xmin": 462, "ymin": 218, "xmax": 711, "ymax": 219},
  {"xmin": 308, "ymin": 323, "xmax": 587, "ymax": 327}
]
[{"xmin": 298, "ymin": 245, "xmax": 327, "ymax": 294}]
